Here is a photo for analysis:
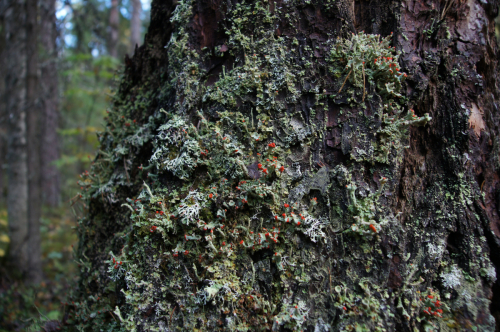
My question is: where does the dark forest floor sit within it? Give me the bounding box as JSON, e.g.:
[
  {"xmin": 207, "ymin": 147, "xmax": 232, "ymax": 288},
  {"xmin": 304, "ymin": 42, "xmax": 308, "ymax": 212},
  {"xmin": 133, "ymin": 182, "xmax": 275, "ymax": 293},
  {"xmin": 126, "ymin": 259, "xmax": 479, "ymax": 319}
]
[{"xmin": 0, "ymin": 207, "xmax": 78, "ymax": 331}]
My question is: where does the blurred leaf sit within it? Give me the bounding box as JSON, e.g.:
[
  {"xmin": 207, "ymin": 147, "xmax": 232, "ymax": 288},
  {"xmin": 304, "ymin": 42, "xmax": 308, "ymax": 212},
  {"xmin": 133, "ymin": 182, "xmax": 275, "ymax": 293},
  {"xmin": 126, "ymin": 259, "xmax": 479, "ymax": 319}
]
[
  {"xmin": 0, "ymin": 234, "xmax": 9, "ymax": 243},
  {"xmin": 46, "ymin": 311, "xmax": 60, "ymax": 320},
  {"xmin": 47, "ymin": 252, "xmax": 63, "ymax": 260},
  {"xmin": 58, "ymin": 126, "xmax": 100, "ymax": 136},
  {"xmin": 53, "ymin": 155, "xmax": 79, "ymax": 168}
]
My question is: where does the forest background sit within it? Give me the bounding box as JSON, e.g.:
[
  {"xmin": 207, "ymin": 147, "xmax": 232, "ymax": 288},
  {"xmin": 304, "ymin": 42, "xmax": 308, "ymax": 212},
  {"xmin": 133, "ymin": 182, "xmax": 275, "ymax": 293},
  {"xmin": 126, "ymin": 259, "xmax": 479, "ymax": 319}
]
[
  {"xmin": 0, "ymin": 0, "xmax": 500, "ymax": 331},
  {"xmin": 0, "ymin": 0, "xmax": 149, "ymax": 329}
]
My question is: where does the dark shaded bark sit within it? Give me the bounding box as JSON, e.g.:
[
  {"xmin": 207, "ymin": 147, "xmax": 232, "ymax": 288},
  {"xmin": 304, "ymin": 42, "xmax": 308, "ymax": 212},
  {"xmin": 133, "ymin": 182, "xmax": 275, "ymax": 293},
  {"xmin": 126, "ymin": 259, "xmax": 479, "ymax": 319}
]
[
  {"xmin": 5, "ymin": 0, "xmax": 29, "ymax": 277},
  {"xmin": 0, "ymin": 4, "xmax": 6, "ymax": 202},
  {"xmin": 68, "ymin": 0, "xmax": 500, "ymax": 331},
  {"xmin": 40, "ymin": 0, "xmax": 60, "ymax": 207},
  {"xmin": 25, "ymin": 0, "xmax": 42, "ymax": 283},
  {"xmin": 0, "ymin": 121, "xmax": 5, "ymax": 203},
  {"xmin": 395, "ymin": 1, "xmax": 500, "ymax": 328}
]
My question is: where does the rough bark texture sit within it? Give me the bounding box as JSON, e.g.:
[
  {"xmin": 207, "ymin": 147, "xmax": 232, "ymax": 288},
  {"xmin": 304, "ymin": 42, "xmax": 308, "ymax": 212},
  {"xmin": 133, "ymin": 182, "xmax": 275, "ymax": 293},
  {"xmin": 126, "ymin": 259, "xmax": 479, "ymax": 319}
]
[
  {"xmin": 67, "ymin": 0, "xmax": 500, "ymax": 331},
  {"xmin": 130, "ymin": 0, "xmax": 142, "ymax": 55},
  {"xmin": 5, "ymin": 0, "xmax": 29, "ymax": 278},
  {"xmin": 40, "ymin": 0, "xmax": 60, "ymax": 207}
]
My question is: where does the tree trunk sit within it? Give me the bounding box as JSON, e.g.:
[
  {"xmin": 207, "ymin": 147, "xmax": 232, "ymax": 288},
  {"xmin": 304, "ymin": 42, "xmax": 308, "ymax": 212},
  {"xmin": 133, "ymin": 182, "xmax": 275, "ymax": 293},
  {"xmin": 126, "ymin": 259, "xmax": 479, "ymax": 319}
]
[
  {"xmin": 0, "ymin": 121, "xmax": 5, "ymax": 203},
  {"xmin": 109, "ymin": 0, "xmax": 119, "ymax": 58},
  {"xmin": 0, "ymin": 4, "xmax": 6, "ymax": 203},
  {"xmin": 5, "ymin": 0, "xmax": 29, "ymax": 278},
  {"xmin": 69, "ymin": 0, "xmax": 500, "ymax": 331},
  {"xmin": 129, "ymin": 0, "xmax": 142, "ymax": 55},
  {"xmin": 40, "ymin": 0, "xmax": 60, "ymax": 207},
  {"xmin": 25, "ymin": 0, "xmax": 42, "ymax": 284}
]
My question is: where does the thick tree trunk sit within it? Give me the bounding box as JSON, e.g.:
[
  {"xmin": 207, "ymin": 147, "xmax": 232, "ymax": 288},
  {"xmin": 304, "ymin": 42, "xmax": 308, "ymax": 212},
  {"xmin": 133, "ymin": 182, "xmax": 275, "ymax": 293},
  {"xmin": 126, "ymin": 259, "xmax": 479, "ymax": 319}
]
[
  {"xmin": 68, "ymin": 0, "xmax": 500, "ymax": 331},
  {"xmin": 129, "ymin": 0, "xmax": 142, "ymax": 55},
  {"xmin": 109, "ymin": 0, "xmax": 119, "ymax": 58},
  {"xmin": 25, "ymin": 0, "xmax": 42, "ymax": 283},
  {"xmin": 5, "ymin": 0, "xmax": 29, "ymax": 278},
  {"xmin": 40, "ymin": 0, "xmax": 60, "ymax": 207}
]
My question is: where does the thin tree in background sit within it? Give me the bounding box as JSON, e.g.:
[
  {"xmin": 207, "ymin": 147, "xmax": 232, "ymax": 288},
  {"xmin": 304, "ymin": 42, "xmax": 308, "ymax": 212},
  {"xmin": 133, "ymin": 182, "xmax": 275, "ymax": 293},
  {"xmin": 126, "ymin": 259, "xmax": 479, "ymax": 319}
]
[
  {"xmin": 25, "ymin": 0, "xmax": 42, "ymax": 283},
  {"xmin": 108, "ymin": 0, "xmax": 119, "ymax": 57},
  {"xmin": 129, "ymin": 0, "xmax": 141, "ymax": 55},
  {"xmin": 40, "ymin": 0, "xmax": 60, "ymax": 207},
  {"xmin": 0, "ymin": 4, "xmax": 6, "ymax": 202},
  {"xmin": 5, "ymin": 0, "xmax": 29, "ymax": 278}
]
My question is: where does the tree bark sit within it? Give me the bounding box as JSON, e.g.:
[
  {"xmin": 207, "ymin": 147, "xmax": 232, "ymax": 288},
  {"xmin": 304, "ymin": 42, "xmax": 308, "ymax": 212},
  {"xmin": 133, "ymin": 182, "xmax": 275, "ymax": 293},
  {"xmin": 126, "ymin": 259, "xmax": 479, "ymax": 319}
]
[
  {"xmin": 40, "ymin": 0, "xmax": 60, "ymax": 207},
  {"xmin": 25, "ymin": 0, "xmax": 42, "ymax": 284},
  {"xmin": 129, "ymin": 0, "xmax": 142, "ymax": 55},
  {"xmin": 4, "ymin": 0, "xmax": 29, "ymax": 278},
  {"xmin": 0, "ymin": 120, "xmax": 5, "ymax": 203},
  {"xmin": 109, "ymin": 0, "xmax": 119, "ymax": 58},
  {"xmin": 0, "ymin": 4, "xmax": 6, "ymax": 202},
  {"xmin": 69, "ymin": 0, "xmax": 500, "ymax": 331}
]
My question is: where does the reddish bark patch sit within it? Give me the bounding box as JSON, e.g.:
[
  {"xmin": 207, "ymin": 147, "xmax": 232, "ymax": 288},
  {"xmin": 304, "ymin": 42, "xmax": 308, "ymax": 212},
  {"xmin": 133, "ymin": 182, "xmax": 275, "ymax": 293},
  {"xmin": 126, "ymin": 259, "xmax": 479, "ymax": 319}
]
[
  {"xmin": 387, "ymin": 256, "xmax": 403, "ymax": 289},
  {"xmin": 191, "ymin": 0, "xmax": 226, "ymax": 49}
]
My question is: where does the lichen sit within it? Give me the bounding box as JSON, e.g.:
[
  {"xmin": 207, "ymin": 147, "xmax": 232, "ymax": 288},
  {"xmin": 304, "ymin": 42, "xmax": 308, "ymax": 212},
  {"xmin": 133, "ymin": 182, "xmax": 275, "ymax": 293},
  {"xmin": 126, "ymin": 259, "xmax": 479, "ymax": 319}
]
[
  {"xmin": 66, "ymin": 0, "xmax": 497, "ymax": 331},
  {"xmin": 441, "ymin": 265, "xmax": 462, "ymax": 290}
]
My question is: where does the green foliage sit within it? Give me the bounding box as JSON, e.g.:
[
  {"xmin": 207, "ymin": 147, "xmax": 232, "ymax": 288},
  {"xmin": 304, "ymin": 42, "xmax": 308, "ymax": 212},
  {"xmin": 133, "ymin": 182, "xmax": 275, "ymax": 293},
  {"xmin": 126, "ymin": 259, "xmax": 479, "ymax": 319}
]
[
  {"xmin": 55, "ymin": 0, "xmax": 152, "ymax": 201},
  {"xmin": 68, "ymin": 0, "xmax": 150, "ymax": 58},
  {"xmin": 58, "ymin": 53, "xmax": 120, "ymax": 201}
]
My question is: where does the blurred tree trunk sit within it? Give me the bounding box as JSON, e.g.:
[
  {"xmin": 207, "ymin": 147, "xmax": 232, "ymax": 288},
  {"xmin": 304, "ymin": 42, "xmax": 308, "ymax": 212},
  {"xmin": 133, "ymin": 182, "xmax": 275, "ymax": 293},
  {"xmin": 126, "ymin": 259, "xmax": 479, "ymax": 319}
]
[
  {"xmin": 25, "ymin": 0, "xmax": 42, "ymax": 283},
  {"xmin": 40, "ymin": 0, "xmax": 60, "ymax": 207},
  {"xmin": 4, "ymin": 0, "xmax": 29, "ymax": 278},
  {"xmin": 69, "ymin": 0, "xmax": 500, "ymax": 330},
  {"xmin": 0, "ymin": 112, "xmax": 5, "ymax": 204},
  {"xmin": 109, "ymin": 0, "xmax": 119, "ymax": 57},
  {"xmin": 129, "ymin": 0, "xmax": 141, "ymax": 55},
  {"xmin": 0, "ymin": 4, "xmax": 6, "ymax": 203}
]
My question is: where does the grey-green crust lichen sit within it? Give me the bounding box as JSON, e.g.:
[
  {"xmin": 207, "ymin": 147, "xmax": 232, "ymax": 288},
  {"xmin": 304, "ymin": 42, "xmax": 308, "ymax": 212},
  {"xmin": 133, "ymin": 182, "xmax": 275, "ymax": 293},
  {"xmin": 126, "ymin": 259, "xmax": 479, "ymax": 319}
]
[{"xmin": 68, "ymin": 0, "xmax": 497, "ymax": 331}]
